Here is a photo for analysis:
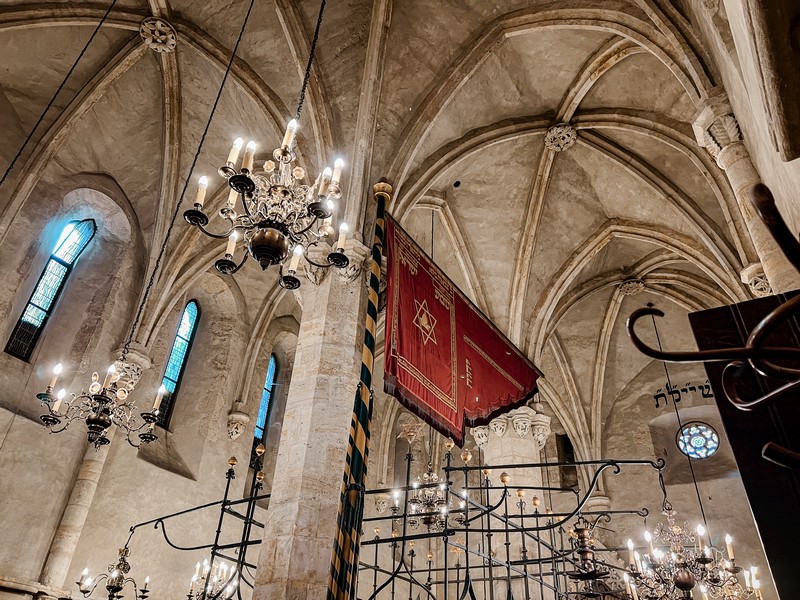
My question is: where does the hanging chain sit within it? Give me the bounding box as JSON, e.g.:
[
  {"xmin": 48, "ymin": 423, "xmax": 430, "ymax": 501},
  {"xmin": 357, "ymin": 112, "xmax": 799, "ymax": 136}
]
[
  {"xmin": 0, "ymin": 0, "xmax": 119, "ymax": 189},
  {"xmin": 294, "ymin": 0, "xmax": 327, "ymax": 122},
  {"xmin": 121, "ymin": 0, "xmax": 256, "ymax": 359},
  {"xmin": 649, "ymin": 305, "xmax": 709, "ymax": 531}
]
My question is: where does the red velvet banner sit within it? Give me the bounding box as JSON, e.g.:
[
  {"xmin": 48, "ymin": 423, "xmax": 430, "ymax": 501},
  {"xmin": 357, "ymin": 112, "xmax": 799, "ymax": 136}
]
[{"xmin": 383, "ymin": 216, "xmax": 541, "ymax": 446}]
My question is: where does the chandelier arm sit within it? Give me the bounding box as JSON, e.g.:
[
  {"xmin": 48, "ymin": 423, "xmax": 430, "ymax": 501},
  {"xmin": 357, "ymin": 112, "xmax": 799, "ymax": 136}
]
[
  {"xmin": 293, "ymin": 215, "xmax": 321, "ymax": 237},
  {"xmin": 120, "ymin": 0, "xmax": 256, "ymax": 360},
  {"xmin": 238, "ymin": 191, "xmax": 254, "ymax": 221},
  {"xmin": 722, "ymin": 361, "xmax": 800, "ymax": 411},
  {"xmin": 195, "ymin": 222, "xmax": 238, "ymax": 240},
  {"xmin": 224, "ymin": 254, "xmax": 249, "ymax": 275},
  {"xmin": 303, "ymin": 252, "xmax": 333, "ymax": 269},
  {"xmin": 627, "ymin": 307, "xmax": 800, "ymax": 362}
]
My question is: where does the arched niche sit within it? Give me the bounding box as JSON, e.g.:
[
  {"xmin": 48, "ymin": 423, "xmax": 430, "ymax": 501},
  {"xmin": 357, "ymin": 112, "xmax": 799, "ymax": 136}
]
[
  {"xmin": 248, "ymin": 321, "xmax": 299, "ymax": 500},
  {"xmin": 136, "ymin": 270, "xmax": 249, "ymax": 479},
  {"xmin": 0, "ymin": 178, "xmax": 143, "ymax": 421}
]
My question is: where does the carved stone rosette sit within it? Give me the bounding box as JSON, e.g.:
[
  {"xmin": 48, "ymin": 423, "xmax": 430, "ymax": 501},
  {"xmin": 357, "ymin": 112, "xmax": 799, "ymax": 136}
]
[
  {"xmin": 619, "ymin": 277, "xmax": 645, "ymax": 296},
  {"xmin": 740, "ymin": 263, "xmax": 772, "ymax": 298},
  {"xmin": 544, "ymin": 123, "xmax": 577, "ymax": 152},
  {"xmin": 139, "ymin": 17, "xmax": 177, "ymax": 53},
  {"xmin": 226, "ymin": 410, "xmax": 250, "ymax": 441}
]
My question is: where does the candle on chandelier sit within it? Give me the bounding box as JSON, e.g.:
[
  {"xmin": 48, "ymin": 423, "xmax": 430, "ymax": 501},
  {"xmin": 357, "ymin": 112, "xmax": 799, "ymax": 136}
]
[
  {"xmin": 393, "ymin": 490, "xmax": 400, "ymax": 507},
  {"xmin": 744, "ymin": 570, "xmax": 751, "ymax": 589},
  {"xmin": 194, "ymin": 562, "xmax": 201, "ymax": 579},
  {"xmin": 288, "ymin": 245, "xmax": 303, "ymax": 273},
  {"xmin": 644, "ymin": 530, "xmax": 654, "ymax": 554},
  {"xmin": 48, "ymin": 362, "xmax": 63, "ymax": 389},
  {"xmin": 630, "ymin": 582, "xmax": 639, "ymax": 600},
  {"xmin": 282, "ymin": 119, "xmax": 298, "ymax": 149},
  {"xmin": 634, "ymin": 551, "xmax": 642, "ymax": 573},
  {"xmin": 226, "ymin": 231, "xmax": 238, "ymax": 257},
  {"xmin": 226, "ymin": 187, "xmax": 238, "ymax": 209},
  {"xmin": 622, "ymin": 573, "xmax": 631, "ymax": 596},
  {"xmin": 700, "ymin": 584, "xmax": 709, "ymax": 600},
  {"xmin": 195, "ymin": 176, "xmax": 208, "ymax": 208},
  {"xmin": 753, "ymin": 579, "xmax": 762, "ymax": 600},
  {"xmin": 331, "ymin": 158, "xmax": 345, "ymax": 188},
  {"xmin": 725, "ymin": 533, "xmax": 735, "ymax": 560},
  {"xmin": 154, "ymin": 385, "xmax": 166, "ymax": 412},
  {"xmin": 696, "ymin": 523, "xmax": 706, "ymax": 550},
  {"xmin": 318, "ymin": 167, "xmax": 333, "ymax": 197},
  {"xmin": 337, "ymin": 222, "xmax": 348, "ymax": 251},
  {"xmin": 626, "ymin": 539, "xmax": 635, "ymax": 566},
  {"xmin": 143, "ymin": 576, "xmax": 150, "ymax": 591},
  {"xmin": 102, "ymin": 364, "xmax": 116, "ymax": 390},
  {"xmin": 227, "ymin": 138, "xmax": 244, "ymax": 165},
  {"xmin": 242, "ymin": 141, "xmax": 256, "ymax": 172},
  {"xmin": 52, "ymin": 388, "xmax": 66, "ymax": 413}
]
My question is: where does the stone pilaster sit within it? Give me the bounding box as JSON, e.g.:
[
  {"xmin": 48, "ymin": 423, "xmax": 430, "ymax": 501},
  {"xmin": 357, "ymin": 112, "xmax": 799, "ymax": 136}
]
[
  {"xmin": 253, "ymin": 269, "xmax": 367, "ymax": 600},
  {"xmin": 693, "ymin": 91, "xmax": 800, "ymax": 293}
]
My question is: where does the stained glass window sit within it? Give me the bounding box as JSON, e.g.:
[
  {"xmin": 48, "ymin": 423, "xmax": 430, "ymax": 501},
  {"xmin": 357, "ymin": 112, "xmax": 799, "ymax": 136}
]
[
  {"xmin": 6, "ymin": 219, "xmax": 96, "ymax": 361},
  {"xmin": 251, "ymin": 354, "xmax": 278, "ymax": 468},
  {"xmin": 157, "ymin": 300, "xmax": 200, "ymax": 428},
  {"xmin": 677, "ymin": 422, "xmax": 720, "ymax": 460}
]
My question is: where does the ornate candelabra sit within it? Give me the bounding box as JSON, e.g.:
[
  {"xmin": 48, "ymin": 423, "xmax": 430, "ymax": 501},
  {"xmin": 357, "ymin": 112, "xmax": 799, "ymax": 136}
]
[
  {"xmin": 406, "ymin": 462, "xmax": 449, "ymax": 532},
  {"xmin": 183, "ymin": 129, "xmax": 350, "ymax": 289},
  {"xmin": 77, "ymin": 547, "xmax": 151, "ymax": 600},
  {"xmin": 188, "ymin": 559, "xmax": 239, "ymax": 600},
  {"xmin": 625, "ymin": 502, "xmax": 760, "ymax": 600},
  {"xmin": 37, "ymin": 360, "xmax": 160, "ymax": 448}
]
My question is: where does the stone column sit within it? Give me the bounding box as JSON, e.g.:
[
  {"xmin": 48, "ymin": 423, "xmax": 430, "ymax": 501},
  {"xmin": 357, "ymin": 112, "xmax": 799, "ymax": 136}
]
[
  {"xmin": 693, "ymin": 91, "xmax": 800, "ymax": 294},
  {"xmin": 40, "ymin": 345, "xmax": 151, "ymax": 588},
  {"xmin": 471, "ymin": 407, "xmax": 552, "ymax": 600},
  {"xmin": 253, "ymin": 253, "xmax": 369, "ymax": 600}
]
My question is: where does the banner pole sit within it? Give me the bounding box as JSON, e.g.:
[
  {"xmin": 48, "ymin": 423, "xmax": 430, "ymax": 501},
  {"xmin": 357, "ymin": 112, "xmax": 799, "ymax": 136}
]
[{"xmin": 327, "ymin": 179, "xmax": 392, "ymax": 600}]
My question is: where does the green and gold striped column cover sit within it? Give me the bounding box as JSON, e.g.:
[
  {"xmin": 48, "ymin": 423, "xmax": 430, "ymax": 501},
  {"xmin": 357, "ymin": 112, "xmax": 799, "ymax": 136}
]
[{"xmin": 327, "ymin": 180, "xmax": 392, "ymax": 600}]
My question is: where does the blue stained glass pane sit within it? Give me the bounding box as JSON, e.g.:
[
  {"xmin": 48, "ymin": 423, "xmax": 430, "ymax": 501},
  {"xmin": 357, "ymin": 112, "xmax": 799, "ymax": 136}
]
[
  {"xmin": 677, "ymin": 422, "xmax": 720, "ymax": 460},
  {"xmin": 21, "ymin": 304, "xmax": 47, "ymax": 327},
  {"xmin": 53, "ymin": 220, "xmax": 95, "ymax": 264},
  {"xmin": 28, "ymin": 260, "xmax": 68, "ymax": 310},
  {"xmin": 158, "ymin": 301, "xmax": 199, "ymax": 427},
  {"xmin": 254, "ymin": 355, "xmax": 277, "ymax": 440}
]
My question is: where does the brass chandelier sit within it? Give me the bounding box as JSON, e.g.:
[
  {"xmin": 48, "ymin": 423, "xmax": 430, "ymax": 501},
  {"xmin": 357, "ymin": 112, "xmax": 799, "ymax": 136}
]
[{"xmin": 183, "ymin": 0, "xmax": 349, "ymax": 290}]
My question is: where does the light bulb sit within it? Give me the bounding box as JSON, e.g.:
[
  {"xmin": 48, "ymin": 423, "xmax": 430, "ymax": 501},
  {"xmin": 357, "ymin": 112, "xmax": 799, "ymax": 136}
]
[
  {"xmin": 288, "ymin": 245, "xmax": 303, "ymax": 274},
  {"xmin": 48, "ymin": 362, "xmax": 62, "ymax": 388},
  {"xmin": 242, "ymin": 141, "xmax": 257, "ymax": 172},
  {"xmin": 334, "ymin": 158, "xmax": 345, "ymax": 168},
  {"xmin": 195, "ymin": 176, "xmax": 208, "ymax": 207},
  {"xmin": 318, "ymin": 167, "xmax": 333, "ymax": 196},
  {"xmin": 644, "ymin": 530, "xmax": 652, "ymax": 542},
  {"xmin": 227, "ymin": 138, "xmax": 244, "ymax": 165},
  {"xmin": 282, "ymin": 119, "xmax": 298, "ymax": 148},
  {"xmin": 154, "ymin": 385, "xmax": 167, "ymax": 412},
  {"xmin": 226, "ymin": 231, "xmax": 238, "ymax": 257},
  {"xmin": 54, "ymin": 363, "xmax": 63, "ymax": 375},
  {"xmin": 337, "ymin": 222, "xmax": 349, "ymax": 251}
]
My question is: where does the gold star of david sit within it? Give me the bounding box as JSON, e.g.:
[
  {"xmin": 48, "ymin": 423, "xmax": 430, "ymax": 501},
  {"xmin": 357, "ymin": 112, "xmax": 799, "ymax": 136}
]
[{"xmin": 413, "ymin": 299, "xmax": 437, "ymax": 345}]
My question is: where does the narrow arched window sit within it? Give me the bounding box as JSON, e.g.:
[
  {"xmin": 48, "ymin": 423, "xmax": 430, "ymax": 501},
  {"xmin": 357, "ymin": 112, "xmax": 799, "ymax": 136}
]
[
  {"xmin": 158, "ymin": 300, "xmax": 200, "ymax": 428},
  {"xmin": 250, "ymin": 354, "xmax": 278, "ymax": 468},
  {"xmin": 6, "ymin": 219, "xmax": 96, "ymax": 361}
]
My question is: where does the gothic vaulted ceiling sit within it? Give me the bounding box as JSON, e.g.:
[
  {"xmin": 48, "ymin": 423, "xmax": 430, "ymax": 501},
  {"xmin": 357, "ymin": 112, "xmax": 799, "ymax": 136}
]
[{"xmin": 0, "ymin": 0, "xmax": 753, "ymax": 463}]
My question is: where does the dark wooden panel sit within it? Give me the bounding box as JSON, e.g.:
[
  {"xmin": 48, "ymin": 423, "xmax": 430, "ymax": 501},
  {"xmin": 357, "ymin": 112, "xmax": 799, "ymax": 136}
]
[{"xmin": 689, "ymin": 293, "xmax": 800, "ymax": 600}]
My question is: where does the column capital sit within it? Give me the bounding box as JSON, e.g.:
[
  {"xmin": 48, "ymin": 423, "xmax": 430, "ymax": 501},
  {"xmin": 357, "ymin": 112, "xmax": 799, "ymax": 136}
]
[
  {"xmin": 692, "ymin": 89, "xmax": 742, "ymax": 164},
  {"xmin": 336, "ymin": 238, "xmax": 371, "ymax": 285},
  {"xmin": 740, "ymin": 262, "xmax": 773, "ymax": 297},
  {"xmin": 530, "ymin": 412, "xmax": 552, "ymax": 449},
  {"xmin": 471, "ymin": 425, "xmax": 490, "ymax": 448},
  {"xmin": 227, "ymin": 410, "xmax": 250, "ymax": 440}
]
